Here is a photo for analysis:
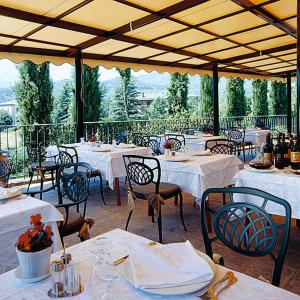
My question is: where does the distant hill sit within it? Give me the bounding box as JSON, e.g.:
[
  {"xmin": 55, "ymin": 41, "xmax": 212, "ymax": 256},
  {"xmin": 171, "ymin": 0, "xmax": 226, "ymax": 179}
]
[{"xmin": 0, "ymin": 74, "xmax": 252, "ymax": 105}]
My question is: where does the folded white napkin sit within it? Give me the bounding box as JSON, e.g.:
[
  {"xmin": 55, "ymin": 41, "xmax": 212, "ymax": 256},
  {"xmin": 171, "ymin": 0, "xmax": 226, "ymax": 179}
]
[
  {"xmin": 194, "ymin": 149, "xmax": 211, "ymax": 156},
  {"xmin": 0, "ymin": 187, "xmax": 21, "ymax": 200},
  {"xmin": 128, "ymin": 241, "xmax": 213, "ymax": 289}
]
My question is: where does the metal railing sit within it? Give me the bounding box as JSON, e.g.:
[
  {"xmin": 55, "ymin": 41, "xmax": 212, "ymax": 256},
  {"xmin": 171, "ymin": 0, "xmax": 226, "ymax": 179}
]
[{"xmin": 0, "ymin": 115, "xmax": 293, "ymax": 178}]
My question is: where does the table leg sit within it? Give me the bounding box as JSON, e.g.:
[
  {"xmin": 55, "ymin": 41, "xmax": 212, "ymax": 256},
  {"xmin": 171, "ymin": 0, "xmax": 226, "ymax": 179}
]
[{"xmin": 115, "ymin": 177, "xmax": 121, "ymax": 206}]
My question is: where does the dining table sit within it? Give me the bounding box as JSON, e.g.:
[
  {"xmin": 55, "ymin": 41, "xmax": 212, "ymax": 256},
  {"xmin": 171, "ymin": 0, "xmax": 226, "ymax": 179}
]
[
  {"xmin": 47, "ymin": 143, "xmax": 152, "ymax": 205},
  {"xmin": 0, "ymin": 191, "xmax": 63, "ymax": 275},
  {"xmin": 235, "ymin": 166, "xmax": 300, "ymax": 219},
  {"xmin": 155, "ymin": 154, "xmax": 243, "ymax": 203},
  {"xmin": 1, "ymin": 228, "xmax": 299, "ymax": 300},
  {"xmin": 160, "ymin": 134, "xmax": 226, "ymax": 151},
  {"xmin": 244, "ymin": 129, "xmax": 270, "ymax": 145}
]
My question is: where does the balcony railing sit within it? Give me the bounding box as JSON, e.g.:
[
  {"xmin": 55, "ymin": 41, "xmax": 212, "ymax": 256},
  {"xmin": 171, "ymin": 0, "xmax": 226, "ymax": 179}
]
[{"xmin": 0, "ymin": 115, "xmax": 293, "ymax": 179}]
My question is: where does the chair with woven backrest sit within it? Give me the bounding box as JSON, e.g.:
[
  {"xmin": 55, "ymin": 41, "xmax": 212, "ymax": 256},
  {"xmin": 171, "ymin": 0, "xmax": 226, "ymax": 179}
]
[
  {"xmin": 0, "ymin": 152, "xmax": 13, "ymax": 187},
  {"xmin": 200, "ymin": 187, "xmax": 291, "ymax": 287},
  {"xmin": 148, "ymin": 135, "xmax": 162, "ymax": 155},
  {"xmin": 123, "ymin": 155, "xmax": 186, "ymax": 243},
  {"xmin": 132, "ymin": 133, "xmax": 149, "ymax": 147},
  {"xmin": 164, "ymin": 134, "xmax": 185, "ymax": 151},
  {"xmin": 57, "ymin": 145, "xmax": 105, "ymax": 205},
  {"xmin": 26, "ymin": 142, "xmax": 58, "ymax": 199},
  {"xmin": 56, "ymin": 162, "xmax": 92, "ymax": 245}
]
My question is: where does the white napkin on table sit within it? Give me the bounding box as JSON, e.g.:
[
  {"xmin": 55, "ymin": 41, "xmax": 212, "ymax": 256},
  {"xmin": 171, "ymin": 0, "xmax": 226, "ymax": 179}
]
[
  {"xmin": 194, "ymin": 149, "xmax": 211, "ymax": 156},
  {"xmin": 0, "ymin": 186, "xmax": 21, "ymax": 200},
  {"xmin": 128, "ymin": 241, "xmax": 213, "ymax": 289}
]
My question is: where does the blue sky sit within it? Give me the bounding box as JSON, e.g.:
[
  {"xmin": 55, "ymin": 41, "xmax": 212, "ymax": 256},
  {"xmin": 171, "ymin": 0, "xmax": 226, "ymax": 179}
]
[{"xmin": 0, "ymin": 59, "xmax": 147, "ymax": 87}]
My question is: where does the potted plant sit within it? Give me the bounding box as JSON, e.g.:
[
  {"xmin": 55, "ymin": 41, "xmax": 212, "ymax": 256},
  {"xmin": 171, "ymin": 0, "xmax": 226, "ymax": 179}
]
[
  {"xmin": 16, "ymin": 214, "xmax": 53, "ymax": 278},
  {"xmin": 163, "ymin": 140, "xmax": 173, "ymax": 156}
]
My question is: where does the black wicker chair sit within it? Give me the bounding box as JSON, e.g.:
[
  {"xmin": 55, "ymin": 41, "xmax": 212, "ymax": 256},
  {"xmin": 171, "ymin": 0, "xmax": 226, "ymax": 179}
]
[
  {"xmin": 123, "ymin": 155, "xmax": 186, "ymax": 243},
  {"xmin": 57, "ymin": 145, "xmax": 106, "ymax": 205},
  {"xmin": 200, "ymin": 187, "xmax": 291, "ymax": 287},
  {"xmin": 164, "ymin": 134, "xmax": 185, "ymax": 151}
]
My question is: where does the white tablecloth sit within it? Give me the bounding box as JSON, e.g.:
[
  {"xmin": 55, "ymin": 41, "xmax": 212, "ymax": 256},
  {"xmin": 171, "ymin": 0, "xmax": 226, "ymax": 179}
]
[
  {"xmin": 156, "ymin": 154, "xmax": 242, "ymax": 201},
  {"xmin": 0, "ymin": 228, "xmax": 299, "ymax": 300},
  {"xmin": 235, "ymin": 168, "xmax": 300, "ymax": 219},
  {"xmin": 245, "ymin": 129, "xmax": 270, "ymax": 145},
  {"xmin": 0, "ymin": 195, "xmax": 63, "ymax": 274},
  {"xmin": 48, "ymin": 144, "xmax": 151, "ymax": 189}
]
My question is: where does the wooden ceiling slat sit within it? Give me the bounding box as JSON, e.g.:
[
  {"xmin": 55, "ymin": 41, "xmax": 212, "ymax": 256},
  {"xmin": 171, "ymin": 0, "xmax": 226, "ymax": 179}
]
[
  {"xmin": 8, "ymin": 0, "xmax": 94, "ymax": 47},
  {"xmin": 230, "ymin": 0, "xmax": 296, "ymax": 38}
]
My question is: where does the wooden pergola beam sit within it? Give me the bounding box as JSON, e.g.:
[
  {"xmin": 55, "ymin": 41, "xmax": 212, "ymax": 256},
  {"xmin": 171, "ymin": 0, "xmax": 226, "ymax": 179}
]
[
  {"xmin": 230, "ymin": 0, "xmax": 296, "ymax": 38},
  {"xmin": 198, "ymin": 43, "xmax": 296, "ymax": 69}
]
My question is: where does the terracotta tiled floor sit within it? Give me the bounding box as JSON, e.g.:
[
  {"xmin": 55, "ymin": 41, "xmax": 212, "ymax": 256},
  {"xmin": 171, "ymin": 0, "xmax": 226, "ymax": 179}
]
[{"xmin": 40, "ymin": 179, "xmax": 300, "ymax": 296}]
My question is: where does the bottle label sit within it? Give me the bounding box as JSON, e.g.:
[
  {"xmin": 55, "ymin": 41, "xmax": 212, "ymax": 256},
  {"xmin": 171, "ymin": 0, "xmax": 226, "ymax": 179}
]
[{"xmin": 291, "ymin": 152, "xmax": 300, "ymax": 163}]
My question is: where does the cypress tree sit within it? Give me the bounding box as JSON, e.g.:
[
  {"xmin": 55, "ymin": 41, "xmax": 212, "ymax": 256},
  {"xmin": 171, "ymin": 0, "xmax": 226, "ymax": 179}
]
[
  {"xmin": 226, "ymin": 78, "xmax": 246, "ymax": 116},
  {"xmin": 15, "ymin": 61, "xmax": 54, "ymax": 125},
  {"xmin": 82, "ymin": 65, "xmax": 105, "ymax": 122},
  {"xmin": 199, "ymin": 75, "xmax": 213, "ymax": 117},
  {"xmin": 52, "ymin": 83, "xmax": 73, "ymax": 123},
  {"xmin": 252, "ymin": 79, "xmax": 268, "ymax": 116},
  {"xmin": 167, "ymin": 72, "xmax": 189, "ymax": 116},
  {"xmin": 270, "ymin": 81, "xmax": 287, "ymax": 115}
]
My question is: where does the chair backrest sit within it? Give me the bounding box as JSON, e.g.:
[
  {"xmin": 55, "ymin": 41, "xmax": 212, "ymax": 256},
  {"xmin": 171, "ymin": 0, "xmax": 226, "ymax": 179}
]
[
  {"xmin": 132, "ymin": 133, "xmax": 149, "ymax": 147},
  {"xmin": 165, "ymin": 134, "xmax": 185, "ymax": 151},
  {"xmin": 210, "ymin": 143, "xmax": 233, "ymax": 155},
  {"xmin": 228, "ymin": 129, "xmax": 244, "ymax": 142},
  {"xmin": 57, "ymin": 145, "xmax": 78, "ymax": 165},
  {"xmin": 148, "ymin": 135, "xmax": 162, "ymax": 155},
  {"xmin": 0, "ymin": 156, "xmax": 12, "ymax": 187},
  {"xmin": 56, "ymin": 162, "xmax": 92, "ymax": 204},
  {"xmin": 123, "ymin": 155, "xmax": 161, "ymax": 195},
  {"xmin": 205, "ymin": 138, "xmax": 230, "ymax": 150},
  {"xmin": 200, "ymin": 187, "xmax": 291, "ymax": 286},
  {"xmin": 26, "ymin": 142, "xmax": 46, "ymax": 165}
]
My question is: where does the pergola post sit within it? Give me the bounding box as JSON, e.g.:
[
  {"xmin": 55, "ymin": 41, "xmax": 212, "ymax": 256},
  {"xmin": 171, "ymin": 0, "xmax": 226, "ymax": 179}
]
[
  {"xmin": 297, "ymin": 0, "xmax": 300, "ymax": 136},
  {"xmin": 287, "ymin": 74, "xmax": 292, "ymax": 134},
  {"xmin": 75, "ymin": 50, "xmax": 84, "ymax": 142},
  {"xmin": 212, "ymin": 64, "xmax": 219, "ymax": 135}
]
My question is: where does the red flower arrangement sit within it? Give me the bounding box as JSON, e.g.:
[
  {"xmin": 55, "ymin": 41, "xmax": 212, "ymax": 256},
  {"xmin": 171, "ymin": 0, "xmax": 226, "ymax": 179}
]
[
  {"xmin": 16, "ymin": 214, "xmax": 53, "ymax": 252},
  {"xmin": 88, "ymin": 136, "xmax": 96, "ymax": 142},
  {"xmin": 163, "ymin": 140, "xmax": 173, "ymax": 150}
]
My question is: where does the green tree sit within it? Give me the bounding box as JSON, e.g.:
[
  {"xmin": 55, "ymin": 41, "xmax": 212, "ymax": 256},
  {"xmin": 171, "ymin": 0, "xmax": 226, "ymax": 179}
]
[
  {"xmin": 199, "ymin": 75, "xmax": 213, "ymax": 117},
  {"xmin": 226, "ymin": 78, "xmax": 246, "ymax": 117},
  {"xmin": 109, "ymin": 68, "xmax": 140, "ymax": 120},
  {"xmin": 52, "ymin": 83, "xmax": 73, "ymax": 123},
  {"xmin": 82, "ymin": 65, "xmax": 105, "ymax": 122},
  {"xmin": 270, "ymin": 81, "xmax": 287, "ymax": 115},
  {"xmin": 15, "ymin": 61, "xmax": 53, "ymax": 124},
  {"xmin": 252, "ymin": 79, "xmax": 268, "ymax": 116},
  {"xmin": 147, "ymin": 97, "xmax": 168, "ymax": 119},
  {"xmin": 0, "ymin": 110, "xmax": 13, "ymax": 125},
  {"xmin": 167, "ymin": 72, "xmax": 189, "ymax": 116}
]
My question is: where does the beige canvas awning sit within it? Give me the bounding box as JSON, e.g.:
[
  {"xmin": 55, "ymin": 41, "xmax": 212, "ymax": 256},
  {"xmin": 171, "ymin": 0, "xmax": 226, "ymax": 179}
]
[{"xmin": 0, "ymin": 0, "xmax": 296, "ymax": 80}]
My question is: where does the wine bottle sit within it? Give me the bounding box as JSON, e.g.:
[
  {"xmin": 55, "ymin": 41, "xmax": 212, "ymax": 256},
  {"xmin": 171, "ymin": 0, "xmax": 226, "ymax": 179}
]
[
  {"xmin": 291, "ymin": 137, "xmax": 300, "ymax": 170},
  {"xmin": 281, "ymin": 133, "xmax": 289, "ymax": 167},
  {"xmin": 263, "ymin": 133, "xmax": 274, "ymax": 164},
  {"xmin": 274, "ymin": 134, "xmax": 284, "ymax": 169}
]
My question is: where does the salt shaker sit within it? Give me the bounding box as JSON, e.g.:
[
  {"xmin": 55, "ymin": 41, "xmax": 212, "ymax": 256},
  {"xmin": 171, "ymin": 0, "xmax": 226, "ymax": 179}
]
[
  {"xmin": 62, "ymin": 253, "xmax": 81, "ymax": 296},
  {"xmin": 50, "ymin": 260, "xmax": 65, "ymax": 297}
]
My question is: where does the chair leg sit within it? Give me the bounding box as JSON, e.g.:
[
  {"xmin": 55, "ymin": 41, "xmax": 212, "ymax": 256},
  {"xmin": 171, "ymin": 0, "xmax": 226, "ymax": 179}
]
[
  {"xmin": 157, "ymin": 204, "xmax": 162, "ymax": 243},
  {"xmin": 27, "ymin": 172, "xmax": 34, "ymax": 191},
  {"xmin": 50, "ymin": 170, "xmax": 55, "ymax": 187},
  {"xmin": 174, "ymin": 194, "xmax": 178, "ymax": 206},
  {"xmin": 242, "ymin": 144, "xmax": 246, "ymax": 163},
  {"xmin": 40, "ymin": 174, "xmax": 44, "ymax": 200},
  {"xmin": 151, "ymin": 207, "xmax": 155, "ymax": 223},
  {"xmin": 99, "ymin": 175, "xmax": 106, "ymax": 205},
  {"xmin": 179, "ymin": 191, "xmax": 187, "ymax": 231},
  {"xmin": 125, "ymin": 210, "xmax": 133, "ymax": 231}
]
